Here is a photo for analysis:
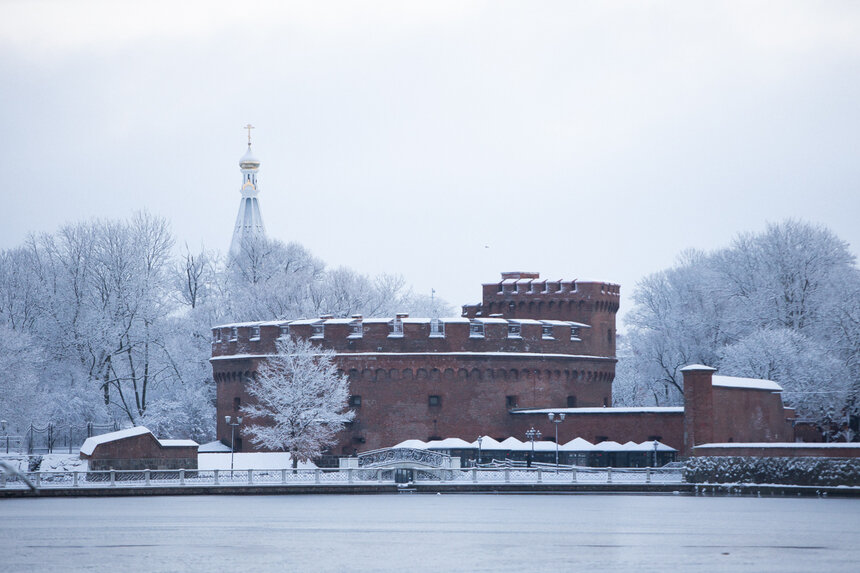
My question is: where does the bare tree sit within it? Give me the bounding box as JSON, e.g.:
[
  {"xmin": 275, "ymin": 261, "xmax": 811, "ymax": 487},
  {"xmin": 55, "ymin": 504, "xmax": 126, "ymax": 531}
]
[{"xmin": 241, "ymin": 337, "xmax": 354, "ymax": 467}]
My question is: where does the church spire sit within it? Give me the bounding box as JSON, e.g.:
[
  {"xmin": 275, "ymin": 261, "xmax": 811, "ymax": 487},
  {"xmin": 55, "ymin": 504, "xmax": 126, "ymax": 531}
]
[{"xmin": 229, "ymin": 125, "xmax": 266, "ymax": 258}]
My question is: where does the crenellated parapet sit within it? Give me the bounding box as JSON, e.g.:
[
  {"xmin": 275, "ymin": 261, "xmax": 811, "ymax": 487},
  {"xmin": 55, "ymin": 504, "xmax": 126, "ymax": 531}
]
[
  {"xmin": 462, "ymin": 272, "xmax": 620, "ymax": 320},
  {"xmin": 211, "ymin": 314, "xmax": 598, "ymax": 358}
]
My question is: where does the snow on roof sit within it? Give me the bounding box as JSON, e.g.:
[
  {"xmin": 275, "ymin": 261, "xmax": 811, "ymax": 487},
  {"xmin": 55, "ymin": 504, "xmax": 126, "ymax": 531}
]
[
  {"xmin": 695, "ymin": 442, "xmax": 860, "ymax": 449},
  {"xmin": 540, "ymin": 320, "xmax": 570, "ymax": 326},
  {"xmin": 391, "ymin": 439, "xmax": 429, "ymax": 449},
  {"xmin": 473, "ymin": 317, "xmax": 508, "ymax": 324},
  {"xmin": 507, "ymin": 319, "xmax": 542, "ymax": 325},
  {"xmin": 680, "ymin": 364, "xmax": 717, "ymax": 372},
  {"xmin": 198, "ymin": 440, "xmax": 232, "ymax": 453},
  {"xmin": 213, "ymin": 321, "xmax": 268, "ymax": 329},
  {"xmin": 441, "ymin": 317, "xmax": 471, "ymax": 324},
  {"xmin": 627, "ymin": 441, "xmax": 677, "ymax": 452},
  {"xmin": 513, "ymin": 407, "xmax": 684, "ymax": 415},
  {"xmin": 288, "ymin": 318, "xmax": 324, "ymax": 325},
  {"xmin": 80, "ymin": 426, "xmax": 152, "ymax": 456},
  {"xmin": 561, "ymin": 437, "xmax": 595, "ymax": 451},
  {"xmin": 321, "ymin": 318, "xmax": 355, "ymax": 325},
  {"xmin": 402, "ymin": 318, "xmax": 432, "ymax": 324},
  {"xmin": 426, "ymin": 438, "xmax": 474, "ymax": 449},
  {"xmin": 531, "ymin": 440, "xmax": 560, "ymax": 452},
  {"xmin": 360, "ymin": 318, "xmax": 391, "ymax": 324},
  {"xmin": 594, "ymin": 441, "xmax": 623, "ymax": 451},
  {"xmin": 471, "ymin": 436, "xmax": 504, "ymax": 449},
  {"xmin": 158, "ymin": 439, "xmax": 198, "ymax": 448},
  {"xmin": 498, "ymin": 437, "xmax": 525, "ymax": 449},
  {"xmin": 712, "ymin": 375, "xmax": 782, "ymax": 392}
]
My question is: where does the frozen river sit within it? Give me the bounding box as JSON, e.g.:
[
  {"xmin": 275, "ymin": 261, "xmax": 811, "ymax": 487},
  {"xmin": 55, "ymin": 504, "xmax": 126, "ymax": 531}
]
[{"xmin": 2, "ymin": 493, "xmax": 858, "ymax": 572}]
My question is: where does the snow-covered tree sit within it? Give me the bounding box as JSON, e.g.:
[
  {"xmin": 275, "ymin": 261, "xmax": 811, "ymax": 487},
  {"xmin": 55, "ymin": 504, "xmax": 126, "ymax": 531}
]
[
  {"xmin": 241, "ymin": 337, "xmax": 354, "ymax": 467},
  {"xmin": 619, "ymin": 219, "xmax": 859, "ymax": 433}
]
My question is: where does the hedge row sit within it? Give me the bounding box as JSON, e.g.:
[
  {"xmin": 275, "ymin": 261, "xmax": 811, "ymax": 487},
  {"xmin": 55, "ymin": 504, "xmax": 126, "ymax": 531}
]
[{"xmin": 685, "ymin": 456, "xmax": 860, "ymax": 486}]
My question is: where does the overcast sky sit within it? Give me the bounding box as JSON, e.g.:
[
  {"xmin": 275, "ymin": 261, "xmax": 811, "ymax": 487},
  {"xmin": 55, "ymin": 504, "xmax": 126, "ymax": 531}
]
[{"xmin": 1, "ymin": 1, "xmax": 858, "ymax": 325}]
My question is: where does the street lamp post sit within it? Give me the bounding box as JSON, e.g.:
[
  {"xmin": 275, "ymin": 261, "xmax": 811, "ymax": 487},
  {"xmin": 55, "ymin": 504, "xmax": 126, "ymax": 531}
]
[
  {"xmin": 1, "ymin": 420, "xmax": 7, "ymax": 454},
  {"xmin": 652, "ymin": 439, "xmax": 659, "ymax": 467},
  {"xmin": 476, "ymin": 435, "xmax": 483, "ymax": 467},
  {"xmin": 547, "ymin": 412, "xmax": 566, "ymax": 470},
  {"xmin": 224, "ymin": 415, "xmax": 243, "ymax": 477},
  {"xmin": 525, "ymin": 427, "xmax": 541, "ymax": 467}
]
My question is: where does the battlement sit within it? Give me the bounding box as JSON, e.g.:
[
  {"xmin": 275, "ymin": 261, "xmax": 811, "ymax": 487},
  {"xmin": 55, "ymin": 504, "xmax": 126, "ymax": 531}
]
[
  {"xmin": 462, "ymin": 273, "xmax": 620, "ymax": 320},
  {"xmin": 210, "ymin": 315, "xmax": 601, "ymax": 359}
]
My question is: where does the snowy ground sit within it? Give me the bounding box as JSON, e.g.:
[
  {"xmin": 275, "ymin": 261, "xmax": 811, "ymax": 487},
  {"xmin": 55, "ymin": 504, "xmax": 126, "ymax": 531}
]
[
  {"xmin": 0, "ymin": 453, "xmax": 87, "ymax": 474},
  {"xmin": 1, "ymin": 494, "xmax": 858, "ymax": 572},
  {"xmin": 1, "ymin": 452, "xmax": 315, "ymax": 473},
  {"xmin": 197, "ymin": 452, "xmax": 317, "ymax": 470}
]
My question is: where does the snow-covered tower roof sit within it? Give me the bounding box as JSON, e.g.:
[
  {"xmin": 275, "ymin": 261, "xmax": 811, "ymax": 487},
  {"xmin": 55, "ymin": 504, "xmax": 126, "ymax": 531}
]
[{"xmin": 229, "ymin": 124, "xmax": 267, "ymax": 258}]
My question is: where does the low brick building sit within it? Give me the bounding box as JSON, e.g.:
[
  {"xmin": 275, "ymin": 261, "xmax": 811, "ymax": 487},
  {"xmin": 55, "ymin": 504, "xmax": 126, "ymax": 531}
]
[{"xmin": 79, "ymin": 427, "xmax": 199, "ymax": 471}]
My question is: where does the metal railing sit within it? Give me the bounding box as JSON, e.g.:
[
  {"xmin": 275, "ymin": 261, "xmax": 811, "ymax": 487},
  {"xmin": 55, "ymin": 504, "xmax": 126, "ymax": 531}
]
[{"xmin": 0, "ymin": 465, "xmax": 684, "ymax": 491}]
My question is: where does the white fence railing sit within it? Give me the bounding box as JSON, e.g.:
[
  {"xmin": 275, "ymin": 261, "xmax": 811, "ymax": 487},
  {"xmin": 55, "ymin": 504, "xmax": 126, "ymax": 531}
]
[{"xmin": 0, "ymin": 466, "xmax": 684, "ymax": 491}]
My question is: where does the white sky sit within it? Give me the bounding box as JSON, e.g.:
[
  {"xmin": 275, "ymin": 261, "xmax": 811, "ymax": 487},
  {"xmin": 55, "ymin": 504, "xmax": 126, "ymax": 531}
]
[{"xmin": 1, "ymin": 1, "xmax": 858, "ymax": 326}]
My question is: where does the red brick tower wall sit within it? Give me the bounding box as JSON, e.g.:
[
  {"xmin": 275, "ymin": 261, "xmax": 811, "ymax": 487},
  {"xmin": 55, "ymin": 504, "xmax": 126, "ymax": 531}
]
[
  {"xmin": 461, "ymin": 272, "xmax": 620, "ymax": 358},
  {"xmin": 211, "ymin": 272, "xmax": 619, "ymax": 454}
]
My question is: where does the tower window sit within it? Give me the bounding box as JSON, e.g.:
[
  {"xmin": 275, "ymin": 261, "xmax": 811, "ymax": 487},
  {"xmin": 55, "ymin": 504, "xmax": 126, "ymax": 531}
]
[
  {"xmin": 542, "ymin": 325, "xmax": 554, "ymax": 339},
  {"xmin": 570, "ymin": 327, "xmax": 580, "ymax": 340},
  {"xmin": 506, "ymin": 395, "xmax": 518, "ymax": 408},
  {"xmin": 279, "ymin": 325, "xmax": 290, "ymax": 339},
  {"xmin": 311, "ymin": 323, "xmax": 324, "ymax": 338},
  {"xmin": 508, "ymin": 324, "xmax": 521, "ymax": 338},
  {"xmin": 349, "ymin": 321, "xmax": 363, "ymax": 338},
  {"xmin": 567, "ymin": 395, "xmax": 577, "ymax": 407},
  {"xmin": 229, "ymin": 327, "xmax": 238, "ymax": 342},
  {"xmin": 469, "ymin": 321, "xmax": 484, "ymax": 338},
  {"xmin": 428, "ymin": 395, "xmax": 442, "ymax": 407},
  {"xmin": 430, "ymin": 319, "xmax": 445, "ymax": 337},
  {"xmin": 213, "ymin": 330, "xmax": 222, "ymax": 343},
  {"xmin": 233, "ymin": 397, "xmax": 241, "ymax": 411},
  {"xmin": 349, "ymin": 395, "xmax": 362, "ymax": 407},
  {"xmin": 250, "ymin": 326, "xmax": 260, "ymax": 341}
]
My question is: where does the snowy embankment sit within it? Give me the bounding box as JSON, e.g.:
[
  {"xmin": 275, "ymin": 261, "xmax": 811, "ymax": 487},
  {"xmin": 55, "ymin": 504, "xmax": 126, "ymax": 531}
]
[
  {"xmin": 197, "ymin": 452, "xmax": 316, "ymax": 470},
  {"xmin": 0, "ymin": 454, "xmax": 87, "ymax": 474},
  {"xmin": 1, "ymin": 452, "xmax": 315, "ymax": 472}
]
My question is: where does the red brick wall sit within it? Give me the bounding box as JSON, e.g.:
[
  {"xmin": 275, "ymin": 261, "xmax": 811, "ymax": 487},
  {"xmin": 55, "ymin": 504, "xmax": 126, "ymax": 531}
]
[{"xmin": 710, "ymin": 387, "xmax": 794, "ymax": 444}]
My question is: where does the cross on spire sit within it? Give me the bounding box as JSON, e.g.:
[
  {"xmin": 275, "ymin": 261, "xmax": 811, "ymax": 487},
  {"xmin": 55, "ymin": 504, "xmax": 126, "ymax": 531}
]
[{"xmin": 244, "ymin": 123, "xmax": 255, "ymax": 146}]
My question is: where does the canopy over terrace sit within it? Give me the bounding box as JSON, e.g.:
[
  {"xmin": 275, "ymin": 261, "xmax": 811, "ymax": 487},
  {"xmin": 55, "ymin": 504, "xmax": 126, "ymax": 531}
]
[{"xmin": 388, "ymin": 437, "xmax": 677, "ymax": 467}]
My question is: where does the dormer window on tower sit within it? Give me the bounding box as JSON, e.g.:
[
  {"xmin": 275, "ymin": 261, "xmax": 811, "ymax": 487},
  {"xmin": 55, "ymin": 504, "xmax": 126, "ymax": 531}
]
[
  {"xmin": 311, "ymin": 323, "xmax": 324, "ymax": 338},
  {"xmin": 469, "ymin": 321, "xmax": 484, "ymax": 338},
  {"xmin": 213, "ymin": 329, "xmax": 222, "ymax": 344},
  {"xmin": 249, "ymin": 326, "xmax": 260, "ymax": 341},
  {"xmin": 507, "ymin": 324, "xmax": 521, "ymax": 338},
  {"xmin": 229, "ymin": 327, "xmax": 238, "ymax": 342},
  {"xmin": 389, "ymin": 314, "xmax": 407, "ymax": 337},
  {"xmin": 430, "ymin": 318, "xmax": 445, "ymax": 338},
  {"xmin": 542, "ymin": 324, "xmax": 554, "ymax": 339},
  {"xmin": 279, "ymin": 325, "xmax": 290, "ymax": 339}
]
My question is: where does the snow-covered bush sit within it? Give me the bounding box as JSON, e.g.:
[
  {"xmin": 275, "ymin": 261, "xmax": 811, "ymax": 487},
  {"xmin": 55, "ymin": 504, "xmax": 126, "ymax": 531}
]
[{"xmin": 685, "ymin": 456, "xmax": 860, "ymax": 486}]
